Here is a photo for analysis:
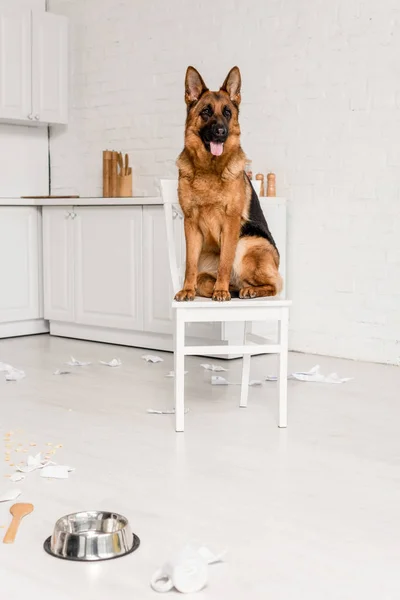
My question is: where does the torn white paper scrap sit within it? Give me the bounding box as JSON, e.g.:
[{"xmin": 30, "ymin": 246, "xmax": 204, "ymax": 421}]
[
  {"xmin": 147, "ymin": 408, "xmax": 189, "ymax": 415},
  {"xmin": 40, "ymin": 465, "xmax": 74, "ymax": 479},
  {"xmin": 5, "ymin": 368, "xmax": 26, "ymax": 381},
  {"xmin": 0, "ymin": 362, "xmax": 13, "ymax": 372},
  {"xmin": 201, "ymin": 363, "xmax": 228, "ymax": 372},
  {"xmin": 265, "ymin": 365, "xmax": 352, "ymax": 384},
  {"xmin": 211, "ymin": 375, "xmax": 230, "ymax": 385},
  {"xmin": 290, "ymin": 365, "xmax": 352, "ymax": 383},
  {"xmin": 0, "ymin": 489, "xmax": 22, "ymax": 503},
  {"xmin": 265, "ymin": 374, "xmax": 278, "ymax": 381},
  {"xmin": 99, "ymin": 358, "xmax": 122, "ymax": 367},
  {"xmin": 10, "ymin": 473, "xmax": 25, "ymax": 483},
  {"xmin": 165, "ymin": 371, "xmax": 188, "ymax": 377},
  {"xmin": 211, "ymin": 376, "xmax": 262, "ymax": 386},
  {"xmin": 66, "ymin": 356, "xmax": 91, "ymax": 366},
  {"xmin": 54, "ymin": 369, "xmax": 72, "ymax": 375},
  {"xmin": 16, "ymin": 453, "xmax": 51, "ymax": 473},
  {"xmin": 142, "ymin": 354, "xmax": 164, "ymax": 363}
]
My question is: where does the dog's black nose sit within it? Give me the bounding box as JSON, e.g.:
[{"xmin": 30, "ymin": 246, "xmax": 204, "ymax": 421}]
[{"xmin": 213, "ymin": 123, "xmax": 228, "ymax": 137}]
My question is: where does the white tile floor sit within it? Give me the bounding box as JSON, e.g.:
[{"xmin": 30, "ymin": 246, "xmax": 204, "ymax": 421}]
[{"xmin": 0, "ymin": 334, "xmax": 399, "ymax": 599}]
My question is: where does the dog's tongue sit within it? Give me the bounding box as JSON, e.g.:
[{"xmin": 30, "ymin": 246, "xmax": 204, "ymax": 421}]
[{"xmin": 210, "ymin": 141, "xmax": 224, "ymax": 156}]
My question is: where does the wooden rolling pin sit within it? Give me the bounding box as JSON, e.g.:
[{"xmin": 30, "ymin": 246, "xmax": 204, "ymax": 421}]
[
  {"xmin": 103, "ymin": 150, "xmax": 111, "ymax": 198},
  {"xmin": 255, "ymin": 173, "xmax": 265, "ymax": 196},
  {"xmin": 110, "ymin": 151, "xmax": 118, "ymax": 197},
  {"xmin": 267, "ymin": 173, "xmax": 276, "ymax": 197}
]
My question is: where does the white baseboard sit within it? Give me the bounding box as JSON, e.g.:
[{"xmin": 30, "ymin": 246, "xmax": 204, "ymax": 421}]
[
  {"xmin": 0, "ymin": 319, "xmax": 49, "ymax": 339},
  {"xmin": 49, "ymin": 321, "xmax": 248, "ymax": 359}
]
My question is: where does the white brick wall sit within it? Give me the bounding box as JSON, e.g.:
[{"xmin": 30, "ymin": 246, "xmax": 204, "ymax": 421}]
[{"xmin": 49, "ymin": 0, "xmax": 400, "ymax": 364}]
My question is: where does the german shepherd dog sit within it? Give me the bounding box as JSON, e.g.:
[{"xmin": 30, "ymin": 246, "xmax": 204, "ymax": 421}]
[{"xmin": 175, "ymin": 66, "xmax": 282, "ymax": 302}]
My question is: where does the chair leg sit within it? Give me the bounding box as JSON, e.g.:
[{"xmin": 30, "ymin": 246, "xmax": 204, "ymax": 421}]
[
  {"xmin": 240, "ymin": 322, "xmax": 250, "ymax": 408},
  {"xmin": 174, "ymin": 313, "xmax": 185, "ymax": 432},
  {"xmin": 278, "ymin": 308, "xmax": 289, "ymax": 428}
]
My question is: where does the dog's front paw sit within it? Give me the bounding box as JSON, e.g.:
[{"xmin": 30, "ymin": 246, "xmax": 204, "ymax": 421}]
[
  {"xmin": 239, "ymin": 286, "xmax": 257, "ymax": 299},
  {"xmin": 212, "ymin": 289, "xmax": 231, "ymax": 302},
  {"xmin": 174, "ymin": 288, "xmax": 196, "ymax": 302}
]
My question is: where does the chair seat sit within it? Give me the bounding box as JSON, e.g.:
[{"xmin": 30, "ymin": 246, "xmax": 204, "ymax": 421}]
[{"xmin": 172, "ymin": 296, "xmax": 292, "ymax": 309}]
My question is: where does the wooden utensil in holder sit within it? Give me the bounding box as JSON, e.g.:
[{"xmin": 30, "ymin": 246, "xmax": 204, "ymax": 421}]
[
  {"xmin": 103, "ymin": 150, "xmax": 132, "ymax": 198},
  {"xmin": 117, "ymin": 171, "xmax": 132, "ymax": 197}
]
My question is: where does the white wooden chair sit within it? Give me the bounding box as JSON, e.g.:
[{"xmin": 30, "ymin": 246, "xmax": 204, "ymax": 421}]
[{"xmin": 161, "ymin": 179, "xmax": 291, "ymax": 432}]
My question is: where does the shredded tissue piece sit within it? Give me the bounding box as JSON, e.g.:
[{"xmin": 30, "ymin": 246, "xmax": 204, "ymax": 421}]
[
  {"xmin": 99, "ymin": 358, "xmax": 122, "ymax": 367},
  {"xmin": 165, "ymin": 371, "xmax": 188, "ymax": 377},
  {"xmin": 0, "ymin": 489, "xmax": 22, "ymax": 503},
  {"xmin": 147, "ymin": 408, "xmax": 189, "ymax": 415},
  {"xmin": 54, "ymin": 369, "xmax": 72, "ymax": 375},
  {"xmin": 211, "ymin": 376, "xmax": 262, "ymax": 386},
  {"xmin": 5, "ymin": 368, "xmax": 26, "ymax": 381},
  {"xmin": 201, "ymin": 363, "xmax": 228, "ymax": 372},
  {"xmin": 0, "ymin": 362, "xmax": 26, "ymax": 381},
  {"xmin": 211, "ymin": 375, "xmax": 230, "ymax": 385},
  {"xmin": 16, "ymin": 453, "xmax": 52, "ymax": 473},
  {"xmin": 10, "ymin": 473, "xmax": 25, "ymax": 483},
  {"xmin": 40, "ymin": 465, "xmax": 74, "ymax": 479},
  {"xmin": 66, "ymin": 356, "xmax": 91, "ymax": 366},
  {"xmin": 265, "ymin": 365, "xmax": 352, "ymax": 384},
  {"xmin": 142, "ymin": 354, "xmax": 164, "ymax": 363}
]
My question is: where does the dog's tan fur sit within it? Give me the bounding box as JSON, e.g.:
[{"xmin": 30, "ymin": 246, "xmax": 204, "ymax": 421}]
[{"xmin": 175, "ymin": 66, "xmax": 282, "ymax": 302}]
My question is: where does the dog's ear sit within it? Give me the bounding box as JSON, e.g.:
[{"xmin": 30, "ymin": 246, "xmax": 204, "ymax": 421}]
[
  {"xmin": 185, "ymin": 66, "xmax": 208, "ymax": 106},
  {"xmin": 220, "ymin": 66, "xmax": 241, "ymax": 105}
]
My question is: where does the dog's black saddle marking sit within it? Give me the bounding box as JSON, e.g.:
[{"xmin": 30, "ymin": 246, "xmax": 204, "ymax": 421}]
[{"xmin": 239, "ymin": 174, "xmax": 279, "ymax": 254}]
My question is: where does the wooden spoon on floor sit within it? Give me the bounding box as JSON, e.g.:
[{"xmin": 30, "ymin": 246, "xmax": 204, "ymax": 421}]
[{"xmin": 3, "ymin": 503, "xmax": 34, "ymax": 544}]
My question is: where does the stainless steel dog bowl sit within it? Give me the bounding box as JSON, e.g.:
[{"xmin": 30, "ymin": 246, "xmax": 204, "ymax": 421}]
[{"xmin": 44, "ymin": 511, "xmax": 140, "ymax": 561}]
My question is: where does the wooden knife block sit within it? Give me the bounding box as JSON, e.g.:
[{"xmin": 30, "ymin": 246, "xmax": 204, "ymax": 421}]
[{"xmin": 117, "ymin": 174, "xmax": 132, "ymax": 197}]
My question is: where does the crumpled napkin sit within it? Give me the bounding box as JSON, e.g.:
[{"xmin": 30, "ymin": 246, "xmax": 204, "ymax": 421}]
[
  {"xmin": 66, "ymin": 356, "xmax": 91, "ymax": 366},
  {"xmin": 16, "ymin": 453, "xmax": 52, "ymax": 473},
  {"xmin": 201, "ymin": 363, "xmax": 227, "ymax": 372},
  {"xmin": 0, "ymin": 489, "xmax": 22, "ymax": 503},
  {"xmin": 0, "ymin": 361, "xmax": 26, "ymax": 381},
  {"xmin": 142, "ymin": 354, "xmax": 164, "ymax": 363},
  {"xmin": 99, "ymin": 358, "xmax": 121, "ymax": 367},
  {"xmin": 265, "ymin": 364, "xmax": 352, "ymax": 384}
]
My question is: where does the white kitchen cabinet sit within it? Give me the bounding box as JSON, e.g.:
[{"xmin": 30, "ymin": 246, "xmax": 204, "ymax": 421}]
[
  {"xmin": 0, "ymin": 5, "xmax": 68, "ymax": 125},
  {"xmin": 74, "ymin": 207, "xmax": 143, "ymax": 330},
  {"xmin": 0, "ymin": 207, "xmax": 47, "ymax": 336},
  {"xmin": 142, "ymin": 206, "xmax": 174, "ymax": 334},
  {"xmin": 42, "ymin": 206, "xmax": 74, "ymax": 322},
  {"xmin": 0, "ymin": 7, "xmax": 31, "ymax": 122},
  {"xmin": 32, "ymin": 11, "xmax": 68, "ymax": 125}
]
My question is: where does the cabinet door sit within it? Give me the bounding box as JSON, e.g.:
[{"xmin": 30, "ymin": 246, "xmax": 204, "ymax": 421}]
[
  {"xmin": 143, "ymin": 206, "xmax": 174, "ymax": 334},
  {"xmin": 32, "ymin": 12, "xmax": 68, "ymax": 124},
  {"xmin": 0, "ymin": 208, "xmax": 40, "ymax": 322},
  {"xmin": 42, "ymin": 207, "xmax": 74, "ymax": 322},
  {"xmin": 0, "ymin": 7, "xmax": 32, "ymax": 122},
  {"xmin": 74, "ymin": 207, "xmax": 143, "ymax": 330}
]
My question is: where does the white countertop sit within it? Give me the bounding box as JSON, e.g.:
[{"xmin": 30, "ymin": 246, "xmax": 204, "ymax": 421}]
[{"xmin": 0, "ymin": 196, "xmax": 162, "ymax": 206}]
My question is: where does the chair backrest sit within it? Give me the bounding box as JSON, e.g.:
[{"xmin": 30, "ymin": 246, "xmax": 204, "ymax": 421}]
[{"xmin": 160, "ymin": 179, "xmax": 184, "ymax": 294}]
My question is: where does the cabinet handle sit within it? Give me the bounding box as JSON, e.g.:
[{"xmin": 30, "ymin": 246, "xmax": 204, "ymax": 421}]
[
  {"xmin": 27, "ymin": 114, "xmax": 33, "ymax": 120},
  {"xmin": 65, "ymin": 212, "xmax": 71, "ymax": 219},
  {"xmin": 34, "ymin": 114, "xmax": 40, "ymax": 120},
  {"xmin": 70, "ymin": 212, "xmax": 77, "ymax": 219}
]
